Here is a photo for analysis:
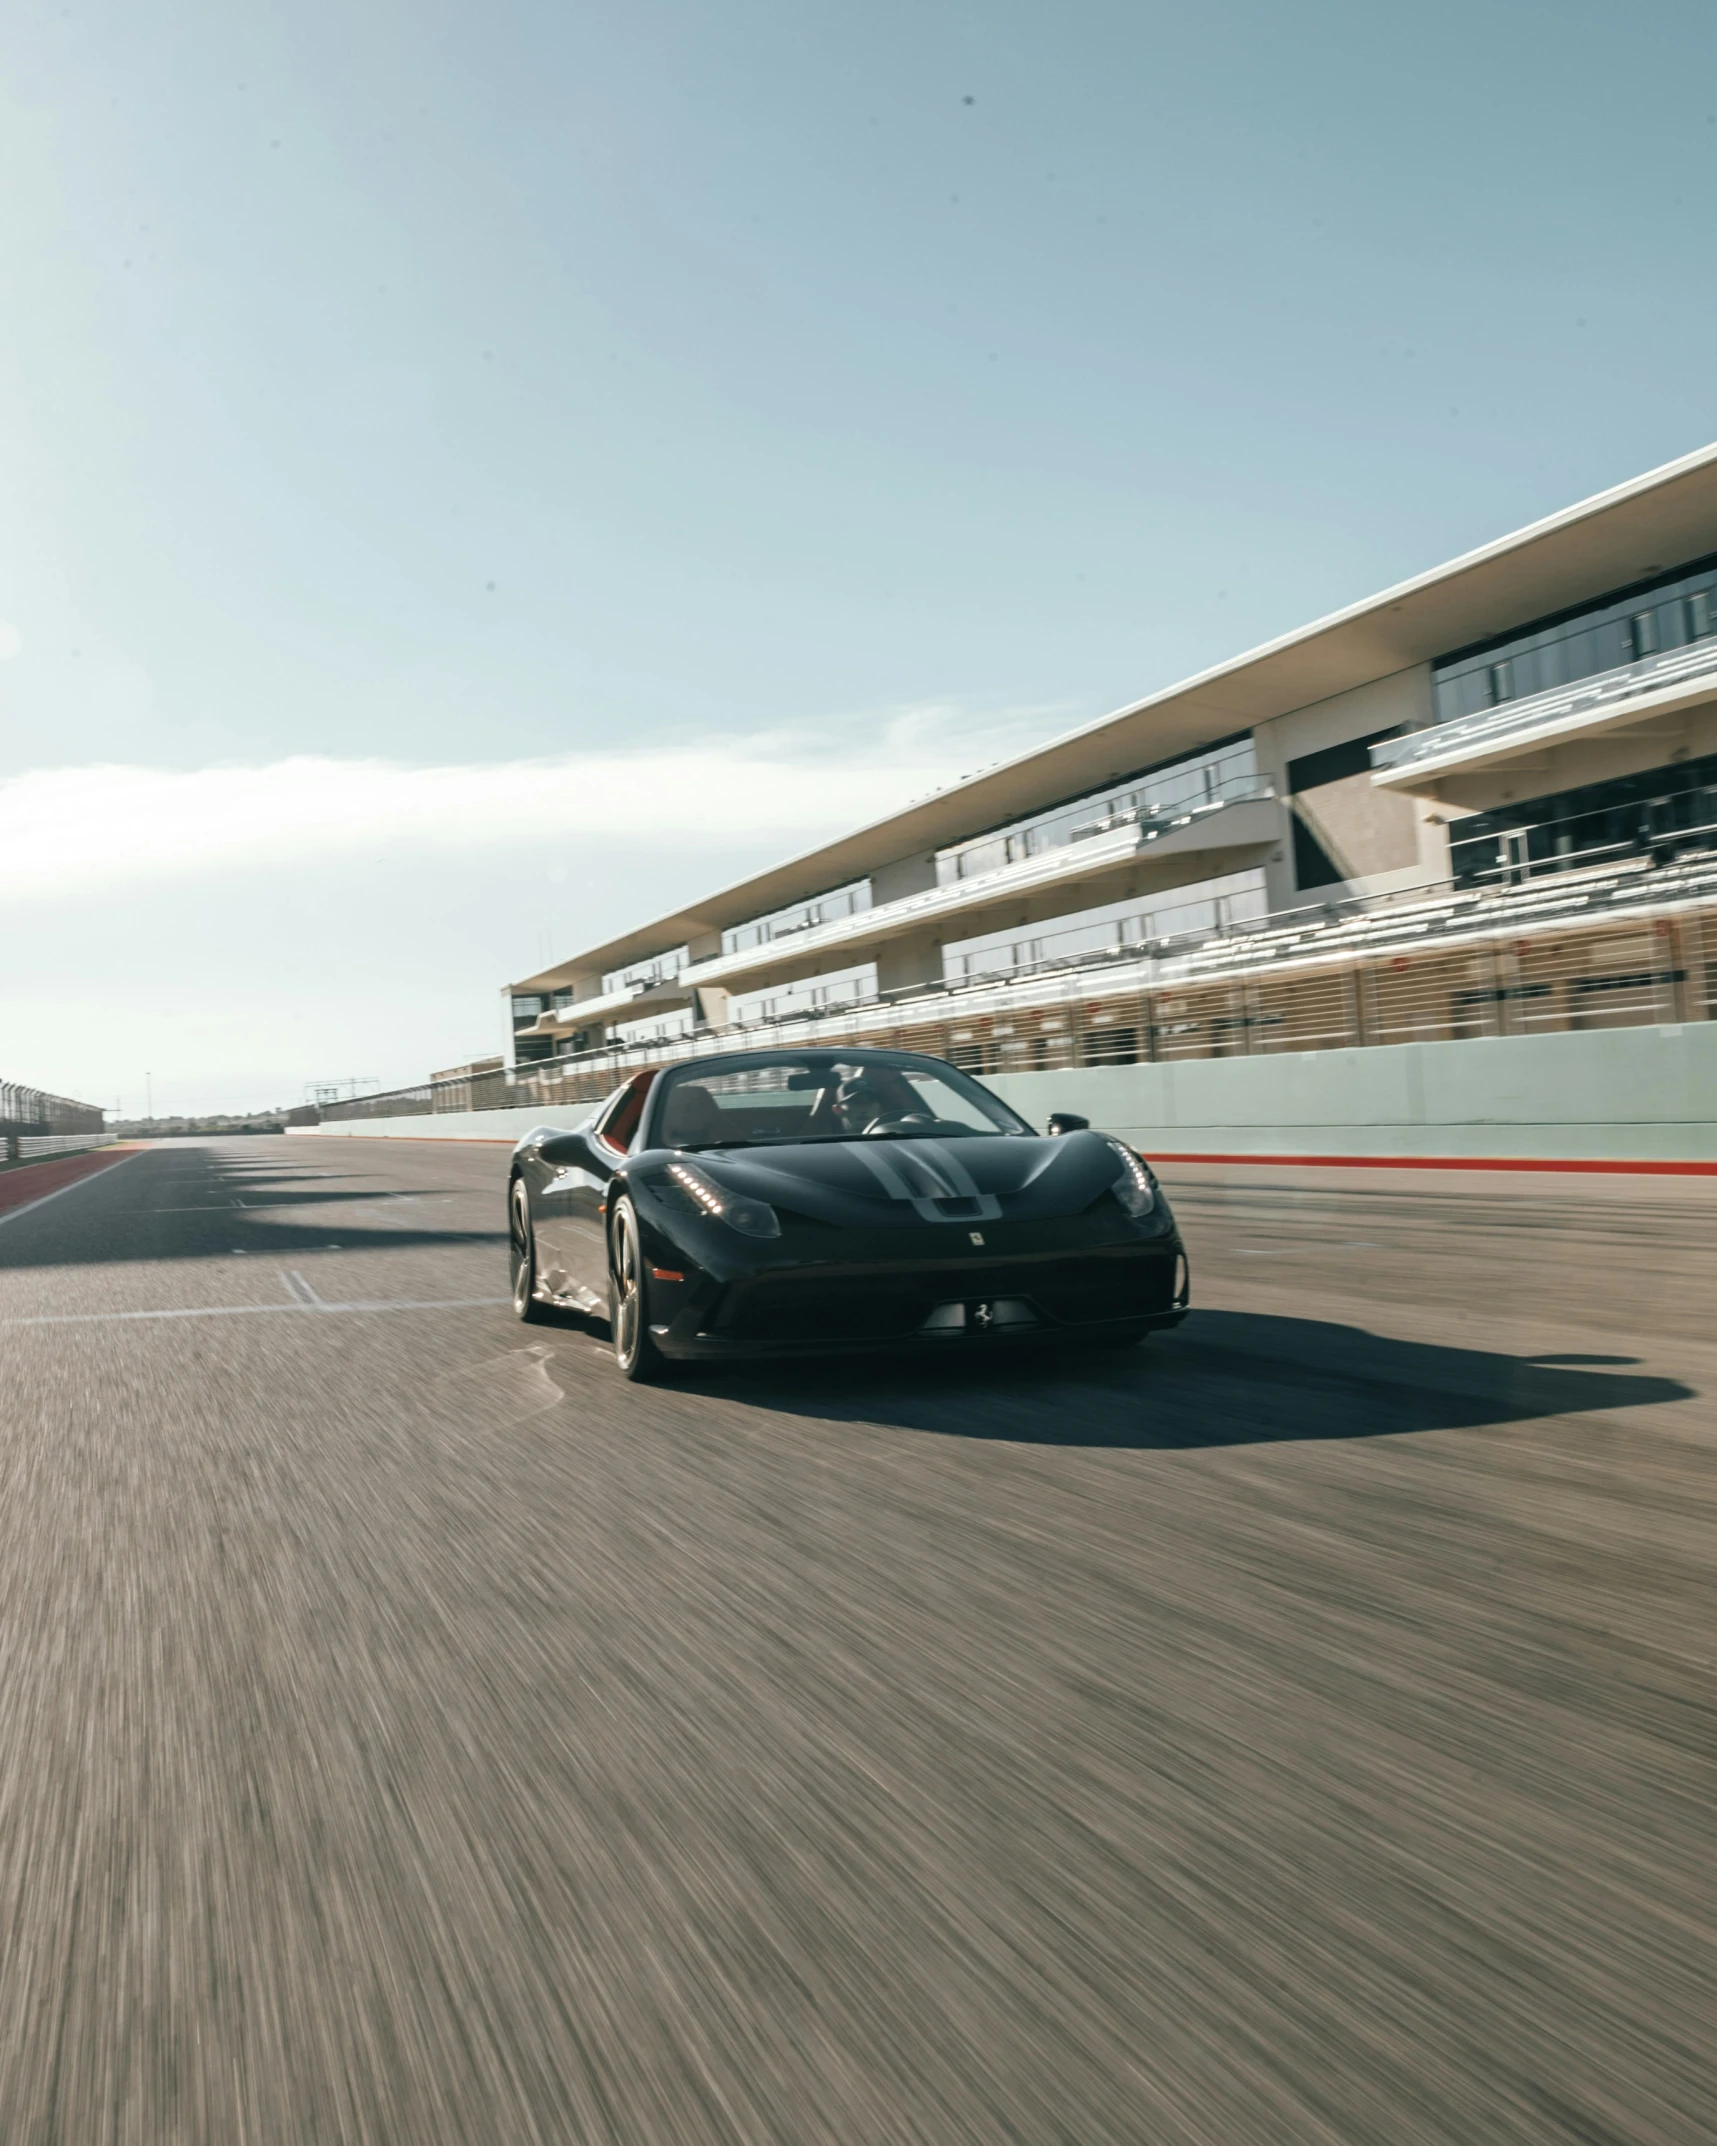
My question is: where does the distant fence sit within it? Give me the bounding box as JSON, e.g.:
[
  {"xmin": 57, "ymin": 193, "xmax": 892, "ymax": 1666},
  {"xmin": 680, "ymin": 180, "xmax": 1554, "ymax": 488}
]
[
  {"xmin": 320, "ymin": 855, "xmax": 1717, "ymax": 1127},
  {"xmin": 0, "ymin": 1081, "xmax": 108, "ymax": 1161}
]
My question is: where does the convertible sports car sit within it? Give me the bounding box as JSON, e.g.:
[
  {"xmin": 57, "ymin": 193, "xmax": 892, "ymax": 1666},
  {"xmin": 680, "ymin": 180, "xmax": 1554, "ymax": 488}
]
[{"xmin": 507, "ymin": 1047, "xmax": 1190, "ymax": 1380}]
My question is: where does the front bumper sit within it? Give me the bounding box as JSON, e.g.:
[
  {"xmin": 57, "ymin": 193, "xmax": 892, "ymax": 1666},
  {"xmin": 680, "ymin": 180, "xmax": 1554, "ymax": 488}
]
[{"xmin": 645, "ymin": 1239, "xmax": 1191, "ymax": 1362}]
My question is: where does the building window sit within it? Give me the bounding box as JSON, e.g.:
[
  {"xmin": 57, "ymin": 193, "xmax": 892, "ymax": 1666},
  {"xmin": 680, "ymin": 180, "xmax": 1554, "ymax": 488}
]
[
  {"xmin": 1432, "ymin": 552, "xmax": 1717, "ymax": 723},
  {"xmin": 1448, "ymin": 751, "xmax": 1717, "ymax": 886},
  {"xmin": 934, "ymin": 738, "xmax": 1260, "ymax": 887},
  {"xmin": 944, "ymin": 870, "xmax": 1268, "ymax": 981},
  {"xmin": 719, "ymin": 882, "xmax": 869, "ymax": 958},
  {"xmin": 600, "ymin": 947, "xmax": 689, "ymax": 997}
]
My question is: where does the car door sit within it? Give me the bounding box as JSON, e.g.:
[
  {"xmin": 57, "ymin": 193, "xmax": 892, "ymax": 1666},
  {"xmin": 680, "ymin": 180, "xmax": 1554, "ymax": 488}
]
[
  {"xmin": 530, "ymin": 1129, "xmax": 611, "ymax": 1307},
  {"xmin": 533, "ymin": 1073, "xmax": 654, "ymax": 1303}
]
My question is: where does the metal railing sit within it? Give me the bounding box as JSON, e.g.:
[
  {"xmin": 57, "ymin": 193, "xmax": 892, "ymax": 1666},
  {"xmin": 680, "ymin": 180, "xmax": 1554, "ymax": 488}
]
[
  {"xmin": 939, "ymin": 773, "xmax": 1273, "ymax": 882},
  {"xmin": 318, "ymin": 850, "xmax": 1717, "ymax": 1124},
  {"xmin": 938, "ymin": 750, "xmax": 1261, "ymax": 881},
  {"xmin": 1450, "ymin": 780, "xmax": 1717, "ymax": 891},
  {"xmin": 1, "ymin": 1081, "xmax": 107, "ymax": 1161}
]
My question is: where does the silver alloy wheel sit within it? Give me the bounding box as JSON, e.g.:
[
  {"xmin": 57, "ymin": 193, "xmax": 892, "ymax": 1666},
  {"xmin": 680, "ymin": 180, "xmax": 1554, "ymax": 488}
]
[
  {"xmin": 510, "ymin": 1180, "xmax": 545, "ymax": 1322},
  {"xmin": 612, "ymin": 1208, "xmax": 639, "ymax": 1363},
  {"xmin": 608, "ymin": 1198, "xmax": 666, "ymax": 1381}
]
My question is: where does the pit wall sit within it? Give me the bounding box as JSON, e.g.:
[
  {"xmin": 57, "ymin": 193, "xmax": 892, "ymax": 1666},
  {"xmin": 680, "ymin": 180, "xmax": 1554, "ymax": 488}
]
[
  {"xmin": 290, "ymin": 1105, "xmax": 565, "ymax": 1144},
  {"xmin": 288, "ymin": 1023, "xmax": 1717, "ymax": 1166},
  {"xmin": 988, "ymin": 1022, "xmax": 1717, "ymax": 1164}
]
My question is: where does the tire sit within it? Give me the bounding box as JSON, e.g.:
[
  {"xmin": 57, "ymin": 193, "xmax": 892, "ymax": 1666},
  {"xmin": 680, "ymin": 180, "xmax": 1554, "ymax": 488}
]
[
  {"xmin": 609, "ymin": 1196, "xmax": 672, "ymax": 1382},
  {"xmin": 510, "ymin": 1179, "xmax": 550, "ymax": 1323}
]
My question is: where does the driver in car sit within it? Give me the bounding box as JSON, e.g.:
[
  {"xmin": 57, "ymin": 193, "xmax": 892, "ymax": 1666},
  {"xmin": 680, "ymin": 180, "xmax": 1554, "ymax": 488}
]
[{"xmin": 832, "ymin": 1066, "xmax": 920, "ymax": 1135}]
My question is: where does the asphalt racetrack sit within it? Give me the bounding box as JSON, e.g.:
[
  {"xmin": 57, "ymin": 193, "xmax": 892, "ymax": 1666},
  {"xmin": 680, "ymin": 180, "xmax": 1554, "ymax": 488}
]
[{"xmin": 1, "ymin": 1136, "xmax": 1713, "ymax": 2144}]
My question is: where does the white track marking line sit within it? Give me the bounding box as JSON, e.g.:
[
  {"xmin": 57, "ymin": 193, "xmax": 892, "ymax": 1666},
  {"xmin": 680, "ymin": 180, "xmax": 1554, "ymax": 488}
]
[
  {"xmin": 0, "ymin": 1148, "xmax": 148, "ymax": 1231},
  {"xmin": 120, "ymin": 1205, "xmax": 248, "ymax": 1214},
  {"xmin": 3, "ymin": 1296, "xmax": 511, "ymax": 1328}
]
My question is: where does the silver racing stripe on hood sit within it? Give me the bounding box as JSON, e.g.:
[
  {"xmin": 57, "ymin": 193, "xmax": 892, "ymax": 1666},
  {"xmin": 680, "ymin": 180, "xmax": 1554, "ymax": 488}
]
[{"xmin": 845, "ymin": 1139, "xmax": 1003, "ymax": 1222}]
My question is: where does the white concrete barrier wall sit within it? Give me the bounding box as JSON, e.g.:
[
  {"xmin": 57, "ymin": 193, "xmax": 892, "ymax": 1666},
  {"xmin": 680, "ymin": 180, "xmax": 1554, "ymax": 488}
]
[
  {"xmin": 988, "ymin": 1023, "xmax": 1717, "ymax": 1163},
  {"xmin": 290, "ymin": 1105, "xmax": 563, "ymax": 1143},
  {"xmin": 289, "ymin": 1024, "xmax": 1717, "ymax": 1165}
]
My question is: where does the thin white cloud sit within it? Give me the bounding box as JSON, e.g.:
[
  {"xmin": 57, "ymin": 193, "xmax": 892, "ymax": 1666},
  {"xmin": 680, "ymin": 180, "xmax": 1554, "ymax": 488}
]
[{"xmin": 0, "ymin": 704, "xmax": 1059, "ymax": 906}]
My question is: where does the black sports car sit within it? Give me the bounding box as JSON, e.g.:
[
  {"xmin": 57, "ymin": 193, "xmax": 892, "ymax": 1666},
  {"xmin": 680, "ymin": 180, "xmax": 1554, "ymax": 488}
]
[{"xmin": 507, "ymin": 1047, "xmax": 1190, "ymax": 1380}]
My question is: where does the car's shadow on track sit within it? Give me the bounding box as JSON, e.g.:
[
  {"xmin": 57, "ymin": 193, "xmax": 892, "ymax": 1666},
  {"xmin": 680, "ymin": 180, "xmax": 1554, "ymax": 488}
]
[{"xmin": 661, "ymin": 1310, "xmax": 1694, "ymax": 1448}]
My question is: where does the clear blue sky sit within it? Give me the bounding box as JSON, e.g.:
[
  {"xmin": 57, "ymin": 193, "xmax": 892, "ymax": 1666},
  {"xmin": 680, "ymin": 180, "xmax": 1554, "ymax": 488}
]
[{"xmin": 4, "ymin": 0, "xmax": 1715, "ymax": 1110}]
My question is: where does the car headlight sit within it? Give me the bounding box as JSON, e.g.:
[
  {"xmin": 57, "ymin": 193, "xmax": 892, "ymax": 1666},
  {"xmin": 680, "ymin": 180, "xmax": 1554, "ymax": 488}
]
[
  {"xmin": 1106, "ymin": 1139, "xmax": 1157, "ymax": 1218},
  {"xmin": 666, "ymin": 1160, "xmax": 781, "ymax": 1239}
]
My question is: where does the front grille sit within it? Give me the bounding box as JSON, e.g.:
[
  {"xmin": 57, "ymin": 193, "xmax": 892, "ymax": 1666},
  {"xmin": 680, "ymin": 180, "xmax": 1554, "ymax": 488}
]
[{"xmin": 712, "ymin": 1249, "xmax": 1177, "ymax": 1344}]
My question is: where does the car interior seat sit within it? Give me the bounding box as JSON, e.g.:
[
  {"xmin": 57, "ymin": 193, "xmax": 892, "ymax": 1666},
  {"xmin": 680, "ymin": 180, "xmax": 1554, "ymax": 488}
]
[{"xmin": 659, "ymin": 1083, "xmax": 728, "ymax": 1147}]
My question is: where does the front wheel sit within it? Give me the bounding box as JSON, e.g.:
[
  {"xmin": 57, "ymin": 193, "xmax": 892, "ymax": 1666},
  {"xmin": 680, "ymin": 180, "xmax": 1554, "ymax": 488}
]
[
  {"xmin": 609, "ymin": 1197, "xmax": 671, "ymax": 1382},
  {"xmin": 510, "ymin": 1180, "xmax": 549, "ymax": 1323}
]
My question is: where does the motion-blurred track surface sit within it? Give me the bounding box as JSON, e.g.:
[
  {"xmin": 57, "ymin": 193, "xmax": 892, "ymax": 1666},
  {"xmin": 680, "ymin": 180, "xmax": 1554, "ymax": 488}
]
[{"xmin": 1, "ymin": 1137, "xmax": 1712, "ymax": 2144}]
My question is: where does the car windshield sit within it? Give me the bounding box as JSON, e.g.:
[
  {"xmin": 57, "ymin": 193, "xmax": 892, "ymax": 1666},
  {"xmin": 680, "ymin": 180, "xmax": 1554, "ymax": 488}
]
[{"xmin": 651, "ymin": 1055, "xmax": 1031, "ymax": 1149}]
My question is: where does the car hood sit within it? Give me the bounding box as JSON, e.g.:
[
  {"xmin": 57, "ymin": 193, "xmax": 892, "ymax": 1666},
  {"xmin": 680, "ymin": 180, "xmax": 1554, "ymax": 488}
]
[{"xmin": 642, "ymin": 1128, "xmax": 1134, "ymax": 1228}]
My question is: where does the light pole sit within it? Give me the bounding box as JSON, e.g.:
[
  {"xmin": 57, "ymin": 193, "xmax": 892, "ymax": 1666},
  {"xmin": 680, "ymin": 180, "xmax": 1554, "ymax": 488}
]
[{"xmin": 145, "ymin": 1071, "xmax": 153, "ymax": 1122}]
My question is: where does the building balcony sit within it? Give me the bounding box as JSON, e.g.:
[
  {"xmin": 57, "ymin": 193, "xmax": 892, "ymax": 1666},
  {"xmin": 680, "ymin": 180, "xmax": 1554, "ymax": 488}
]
[
  {"xmin": 677, "ymin": 785, "xmax": 1283, "ymax": 996},
  {"xmin": 1371, "ymin": 636, "xmax": 1717, "ymax": 787},
  {"xmin": 525, "ymin": 978, "xmax": 695, "ymax": 1040}
]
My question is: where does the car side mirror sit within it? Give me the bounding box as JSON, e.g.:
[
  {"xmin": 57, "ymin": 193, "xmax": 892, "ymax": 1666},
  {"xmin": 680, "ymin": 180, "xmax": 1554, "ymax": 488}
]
[
  {"xmin": 1046, "ymin": 1112, "xmax": 1090, "ymax": 1136},
  {"xmin": 539, "ymin": 1130, "xmax": 593, "ymax": 1167}
]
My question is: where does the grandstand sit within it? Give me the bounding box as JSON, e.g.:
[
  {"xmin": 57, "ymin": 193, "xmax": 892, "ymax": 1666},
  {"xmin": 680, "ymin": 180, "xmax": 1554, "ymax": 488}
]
[
  {"xmin": 321, "ymin": 848, "xmax": 1717, "ymax": 1123},
  {"xmin": 318, "ymin": 444, "xmax": 1717, "ymax": 1137}
]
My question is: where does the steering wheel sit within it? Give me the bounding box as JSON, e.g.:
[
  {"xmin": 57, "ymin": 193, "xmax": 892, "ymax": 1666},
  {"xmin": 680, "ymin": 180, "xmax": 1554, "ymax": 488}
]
[{"xmin": 862, "ymin": 1112, "xmax": 935, "ymax": 1136}]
